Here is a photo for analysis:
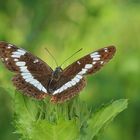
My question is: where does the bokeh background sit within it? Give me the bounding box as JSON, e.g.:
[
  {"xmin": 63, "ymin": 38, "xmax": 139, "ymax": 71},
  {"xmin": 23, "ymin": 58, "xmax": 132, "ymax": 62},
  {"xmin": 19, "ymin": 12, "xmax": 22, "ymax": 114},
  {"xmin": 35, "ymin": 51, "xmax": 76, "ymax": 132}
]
[{"xmin": 0, "ymin": 0, "xmax": 139, "ymax": 140}]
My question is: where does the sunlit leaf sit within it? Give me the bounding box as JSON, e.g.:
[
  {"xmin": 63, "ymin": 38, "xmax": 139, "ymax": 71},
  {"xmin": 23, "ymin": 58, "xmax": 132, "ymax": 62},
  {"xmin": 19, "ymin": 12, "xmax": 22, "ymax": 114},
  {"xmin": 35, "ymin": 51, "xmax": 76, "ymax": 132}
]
[{"xmin": 82, "ymin": 99, "xmax": 128, "ymax": 140}]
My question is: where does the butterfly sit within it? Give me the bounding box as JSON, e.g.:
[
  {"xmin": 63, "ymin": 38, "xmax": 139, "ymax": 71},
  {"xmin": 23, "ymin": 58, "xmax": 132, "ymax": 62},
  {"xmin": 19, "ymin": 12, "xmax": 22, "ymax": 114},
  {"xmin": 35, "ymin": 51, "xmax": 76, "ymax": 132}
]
[{"xmin": 0, "ymin": 41, "xmax": 116, "ymax": 103}]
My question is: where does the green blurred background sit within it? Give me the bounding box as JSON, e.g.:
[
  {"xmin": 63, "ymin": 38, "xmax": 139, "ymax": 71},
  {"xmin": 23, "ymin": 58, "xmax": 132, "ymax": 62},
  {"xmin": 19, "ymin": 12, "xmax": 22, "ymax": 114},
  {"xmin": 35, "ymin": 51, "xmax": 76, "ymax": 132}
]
[{"xmin": 0, "ymin": 0, "xmax": 139, "ymax": 140}]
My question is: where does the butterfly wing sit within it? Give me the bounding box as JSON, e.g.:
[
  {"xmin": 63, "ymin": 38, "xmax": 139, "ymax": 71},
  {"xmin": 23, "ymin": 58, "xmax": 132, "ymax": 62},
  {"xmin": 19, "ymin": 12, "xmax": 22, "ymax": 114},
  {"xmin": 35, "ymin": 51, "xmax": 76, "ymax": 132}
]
[
  {"xmin": 0, "ymin": 41, "xmax": 53, "ymax": 98},
  {"xmin": 51, "ymin": 46, "xmax": 116, "ymax": 103},
  {"xmin": 51, "ymin": 78, "xmax": 86, "ymax": 103},
  {"xmin": 63, "ymin": 46, "xmax": 116, "ymax": 77},
  {"xmin": 12, "ymin": 74, "xmax": 48, "ymax": 99}
]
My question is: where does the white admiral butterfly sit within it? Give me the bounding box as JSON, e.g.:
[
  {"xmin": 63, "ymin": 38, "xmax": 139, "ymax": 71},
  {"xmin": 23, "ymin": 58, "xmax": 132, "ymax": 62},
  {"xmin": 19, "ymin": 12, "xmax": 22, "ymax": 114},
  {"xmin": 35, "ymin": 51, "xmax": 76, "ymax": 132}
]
[{"xmin": 0, "ymin": 41, "xmax": 116, "ymax": 103}]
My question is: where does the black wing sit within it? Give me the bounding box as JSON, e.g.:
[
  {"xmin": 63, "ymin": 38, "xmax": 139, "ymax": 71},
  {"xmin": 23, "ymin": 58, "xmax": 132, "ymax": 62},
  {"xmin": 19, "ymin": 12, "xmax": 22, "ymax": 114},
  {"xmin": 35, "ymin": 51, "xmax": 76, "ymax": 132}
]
[
  {"xmin": 51, "ymin": 46, "xmax": 116, "ymax": 103},
  {"xmin": 0, "ymin": 41, "xmax": 53, "ymax": 99}
]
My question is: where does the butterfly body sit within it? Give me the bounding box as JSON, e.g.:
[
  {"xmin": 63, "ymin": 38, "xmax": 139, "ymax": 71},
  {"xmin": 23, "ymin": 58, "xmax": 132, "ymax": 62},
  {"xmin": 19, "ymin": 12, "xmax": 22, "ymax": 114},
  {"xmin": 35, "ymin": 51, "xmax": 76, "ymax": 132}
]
[
  {"xmin": 47, "ymin": 66, "xmax": 63, "ymax": 93},
  {"xmin": 0, "ymin": 41, "xmax": 116, "ymax": 103},
  {"xmin": 52, "ymin": 67, "xmax": 63, "ymax": 81}
]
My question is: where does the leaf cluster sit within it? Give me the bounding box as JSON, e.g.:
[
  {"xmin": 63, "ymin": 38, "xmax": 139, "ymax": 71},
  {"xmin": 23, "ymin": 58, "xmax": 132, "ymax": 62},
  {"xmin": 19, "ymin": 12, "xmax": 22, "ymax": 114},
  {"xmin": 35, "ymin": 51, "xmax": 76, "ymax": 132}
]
[{"xmin": 13, "ymin": 92, "xmax": 128, "ymax": 140}]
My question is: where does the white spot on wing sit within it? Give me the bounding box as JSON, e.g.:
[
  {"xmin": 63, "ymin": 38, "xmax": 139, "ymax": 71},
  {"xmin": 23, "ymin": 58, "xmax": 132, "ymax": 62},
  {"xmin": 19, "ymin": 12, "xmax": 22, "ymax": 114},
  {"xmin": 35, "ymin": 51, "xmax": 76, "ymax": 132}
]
[
  {"xmin": 7, "ymin": 44, "xmax": 12, "ymax": 49},
  {"xmin": 11, "ymin": 54, "xmax": 21, "ymax": 58},
  {"xmin": 78, "ymin": 68, "xmax": 87, "ymax": 75},
  {"xmin": 21, "ymin": 73, "xmax": 31, "ymax": 76},
  {"xmin": 60, "ymin": 87, "xmax": 65, "ymax": 93},
  {"xmin": 17, "ymin": 49, "xmax": 26, "ymax": 54},
  {"xmin": 100, "ymin": 61, "xmax": 104, "ymax": 64},
  {"xmin": 34, "ymin": 82, "xmax": 39, "ymax": 88},
  {"xmin": 5, "ymin": 58, "xmax": 8, "ymax": 61},
  {"xmin": 94, "ymin": 55, "xmax": 101, "ymax": 58},
  {"xmin": 63, "ymin": 85, "xmax": 68, "ymax": 90},
  {"xmin": 14, "ymin": 59, "xmax": 18, "ymax": 61},
  {"xmin": 90, "ymin": 52, "xmax": 101, "ymax": 62},
  {"xmin": 93, "ymin": 62, "xmax": 96, "ymax": 65},
  {"xmin": 71, "ymin": 80, "xmax": 76, "ymax": 86},
  {"xmin": 76, "ymin": 74, "xmax": 82, "ymax": 79},
  {"xmin": 53, "ymin": 90, "xmax": 59, "ymax": 94},
  {"xmin": 73, "ymin": 77, "xmax": 80, "ymax": 83},
  {"xmin": 57, "ymin": 87, "xmax": 62, "ymax": 93},
  {"xmin": 90, "ymin": 52, "xmax": 99, "ymax": 57},
  {"xmin": 42, "ymin": 87, "xmax": 47, "ymax": 93},
  {"xmin": 65, "ymin": 82, "xmax": 72, "ymax": 88},
  {"xmin": 104, "ymin": 48, "xmax": 108, "ymax": 52},
  {"xmin": 33, "ymin": 59, "xmax": 39, "ymax": 63},
  {"xmin": 16, "ymin": 61, "xmax": 26, "ymax": 66},
  {"xmin": 37, "ymin": 83, "xmax": 43, "ymax": 91},
  {"xmin": 13, "ymin": 51, "xmax": 25, "ymax": 56},
  {"xmin": 85, "ymin": 64, "xmax": 92, "ymax": 69},
  {"xmin": 91, "ymin": 52, "xmax": 98, "ymax": 55},
  {"xmin": 91, "ymin": 54, "xmax": 101, "ymax": 58},
  {"xmin": 20, "ymin": 66, "xmax": 28, "ymax": 72},
  {"xmin": 22, "ymin": 74, "xmax": 33, "ymax": 79},
  {"xmin": 29, "ymin": 79, "xmax": 39, "ymax": 85},
  {"xmin": 77, "ymin": 61, "xmax": 81, "ymax": 65},
  {"xmin": 93, "ymin": 57, "xmax": 100, "ymax": 61},
  {"xmin": 25, "ymin": 77, "xmax": 34, "ymax": 82},
  {"xmin": 11, "ymin": 49, "xmax": 26, "ymax": 59}
]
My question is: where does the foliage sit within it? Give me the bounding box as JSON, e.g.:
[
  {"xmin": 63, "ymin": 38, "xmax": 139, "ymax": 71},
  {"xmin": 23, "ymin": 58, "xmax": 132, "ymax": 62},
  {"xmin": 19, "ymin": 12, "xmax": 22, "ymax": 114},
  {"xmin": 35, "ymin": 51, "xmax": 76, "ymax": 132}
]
[{"xmin": 13, "ymin": 91, "xmax": 127, "ymax": 140}]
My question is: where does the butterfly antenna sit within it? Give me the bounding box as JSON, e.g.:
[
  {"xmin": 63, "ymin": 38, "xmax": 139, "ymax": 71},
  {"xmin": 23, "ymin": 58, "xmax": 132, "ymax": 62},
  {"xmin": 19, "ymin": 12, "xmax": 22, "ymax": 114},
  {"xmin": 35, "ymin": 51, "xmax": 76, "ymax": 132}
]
[
  {"xmin": 60, "ymin": 48, "xmax": 83, "ymax": 67},
  {"xmin": 45, "ymin": 48, "xmax": 58, "ymax": 67}
]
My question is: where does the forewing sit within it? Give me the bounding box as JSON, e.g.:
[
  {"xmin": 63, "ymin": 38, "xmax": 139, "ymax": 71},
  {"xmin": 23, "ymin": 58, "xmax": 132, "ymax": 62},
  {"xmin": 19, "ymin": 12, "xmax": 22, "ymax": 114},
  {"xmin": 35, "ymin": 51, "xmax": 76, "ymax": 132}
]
[
  {"xmin": 63, "ymin": 46, "xmax": 116, "ymax": 77},
  {"xmin": 0, "ymin": 41, "xmax": 52, "ymax": 73},
  {"xmin": 52, "ymin": 46, "xmax": 116, "ymax": 96},
  {"xmin": 0, "ymin": 41, "xmax": 53, "ymax": 96}
]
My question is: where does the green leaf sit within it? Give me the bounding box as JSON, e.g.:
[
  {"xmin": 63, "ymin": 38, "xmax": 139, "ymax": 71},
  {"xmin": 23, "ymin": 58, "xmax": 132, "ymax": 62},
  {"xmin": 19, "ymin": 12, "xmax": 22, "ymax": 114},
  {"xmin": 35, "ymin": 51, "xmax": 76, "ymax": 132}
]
[
  {"xmin": 14, "ymin": 92, "xmax": 80, "ymax": 140},
  {"xmin": 14, "ymin": 91, "xmax": 128, "ymax": 140},
  {"xmin": 0, "ymin": 86, "xmax": 15, "ymax": 99},
  {"xmin": 30, "ymin": 119, "xmax": 79, "ymax": 140},
  {"xmin": 82, "ymin": 99, "xmax": 128, "ymax": 140}
]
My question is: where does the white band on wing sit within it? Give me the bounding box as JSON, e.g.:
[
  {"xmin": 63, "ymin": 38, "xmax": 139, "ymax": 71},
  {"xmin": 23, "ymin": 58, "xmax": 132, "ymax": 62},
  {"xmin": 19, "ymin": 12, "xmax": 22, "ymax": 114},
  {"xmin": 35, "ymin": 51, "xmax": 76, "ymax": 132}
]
[
  {"xmin": 11, "ymin": 49, "xmax": 47, "ymax": 93},
  {"xmin": 53, "ymin": 50, "xmax": 104, "ymax": 95},
  {"xmin": 53, "ymin": 63, "xmax": 94, "ymax": 95}
]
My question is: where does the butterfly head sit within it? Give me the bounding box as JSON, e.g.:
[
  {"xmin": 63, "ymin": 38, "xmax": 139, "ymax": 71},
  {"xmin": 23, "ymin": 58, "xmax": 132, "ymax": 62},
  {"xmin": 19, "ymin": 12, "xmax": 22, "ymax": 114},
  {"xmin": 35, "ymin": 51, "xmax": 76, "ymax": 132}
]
[{"xmin": 53, "ymin": 66, "xmax": 63, "ymax": 80}]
